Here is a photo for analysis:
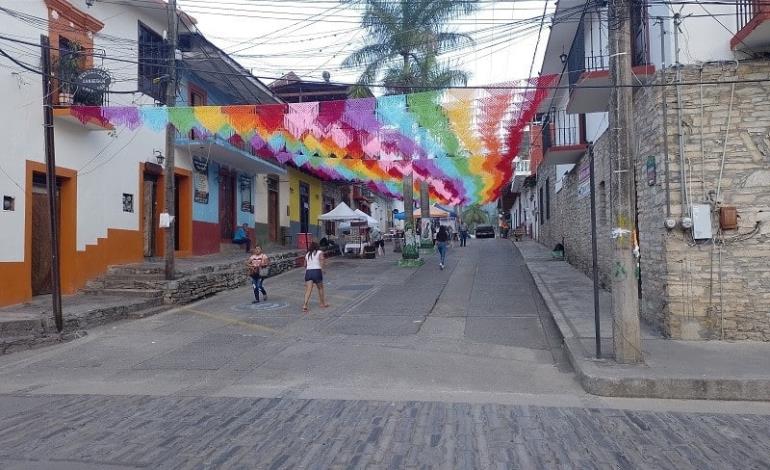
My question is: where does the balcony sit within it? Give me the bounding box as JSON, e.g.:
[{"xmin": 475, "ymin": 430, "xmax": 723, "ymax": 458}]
[
  {"xmin": 176, "ymin": 133, "xmax": 286, "ymax": 175},
  {"xmin": 541, "ymin": 109, "xmax": 588, "ymax": 165},
  {"xmin": 566, "ymin": 7, "xmax": 655, "ymax": 114},
  {"xmin": 510, "ymin": 158, "xmax": 532, "ymax": 192},
  {"xmin": 732, "ymin": 0, "xmax": 770, "ymax": 51}
]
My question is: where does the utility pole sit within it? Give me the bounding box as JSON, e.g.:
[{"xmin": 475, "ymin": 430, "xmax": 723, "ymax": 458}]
[
  {"xmin": 607, "ymin": 0, "xmax": 642, "ymax": 363},
  {"xmin": 164, "ymin": 0, "xmax": 178, "ymax": 280},
  {"xmin": 41, "ymin": 35, "xmax": 63, "ymax": 333},
  {"xmin": 402, "ymin": 172, "xmax": 415, "ymax": 256},
  {"xmin": 419, "ymin": 180, "xmax": 430, "ymax": 246}
]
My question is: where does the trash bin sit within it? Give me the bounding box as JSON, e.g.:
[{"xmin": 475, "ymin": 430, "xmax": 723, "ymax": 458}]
[{"xmin": 393, "ymin": 238, "xmax": 402, "ymax": 253}]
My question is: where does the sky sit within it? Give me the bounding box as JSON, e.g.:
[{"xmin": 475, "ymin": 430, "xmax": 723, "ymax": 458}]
[{"xmin": 177, "ymin": 0, "xmax": 553, "ymax": 90}]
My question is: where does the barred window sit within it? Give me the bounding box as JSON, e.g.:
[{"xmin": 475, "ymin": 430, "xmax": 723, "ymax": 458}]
[{"xmin": 138, "ymin": 22, "xmax": 166, "ymax": 102}]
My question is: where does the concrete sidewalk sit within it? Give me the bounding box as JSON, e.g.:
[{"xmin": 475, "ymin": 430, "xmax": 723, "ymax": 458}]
[{"xmin": 516, "ymin": 240, "xmax": 770, "ymax": 401}]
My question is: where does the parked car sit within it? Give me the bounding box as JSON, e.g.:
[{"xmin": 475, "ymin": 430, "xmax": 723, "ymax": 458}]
[{"xmin": 474, "ymin": 224, "xmax": 495, "ymax": 238}]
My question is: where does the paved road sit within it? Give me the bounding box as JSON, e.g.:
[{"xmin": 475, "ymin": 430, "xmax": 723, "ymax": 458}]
[{"xmin": 0, "ymin": 239, "xmax": 769, "ymax": 468}]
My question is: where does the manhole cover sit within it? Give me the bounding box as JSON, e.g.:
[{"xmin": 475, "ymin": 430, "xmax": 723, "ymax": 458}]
[{"xmin": 231, "ymin": 301, "xmax": 290, "ymax": 312}]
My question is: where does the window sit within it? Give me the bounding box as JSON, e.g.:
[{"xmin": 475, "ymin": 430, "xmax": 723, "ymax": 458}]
[
  {"xmin": 539, "ymin": 186, "xmax": 544, "ymax": 225},
  {"xmin": 545, "ymin": 178, "xmax": 551, "ymax": 221},
  {"xmin": 138, "ymin": 22, "xmax": 167, "ymax": 102},
  {"xmin": 188, "ymin": 85, "xmax": 206, "ymax": 139}
]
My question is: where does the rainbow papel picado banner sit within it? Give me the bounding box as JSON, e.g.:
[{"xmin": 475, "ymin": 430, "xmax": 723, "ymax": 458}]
[{"xmin": 64, "ymin": 75, "xmax": 556, "ymax": 205}]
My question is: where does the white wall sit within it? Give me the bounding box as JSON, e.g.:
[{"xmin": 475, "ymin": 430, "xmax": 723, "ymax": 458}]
[
  {"xmin": 0, "ymin": 1, "xmax": 177, "ymax": 260},
  {"xmin": 0, "ymin": 1, "xmax": 48, "ymax": 262},
  {"xmin": 647, "ymin": 4, "xmax": 737, "ymax": 69}
]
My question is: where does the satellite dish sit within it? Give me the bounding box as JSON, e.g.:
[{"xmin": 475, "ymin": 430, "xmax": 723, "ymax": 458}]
[{"xmin": 322, "ymin": 71, "xmax": 331, "ymax": 82}]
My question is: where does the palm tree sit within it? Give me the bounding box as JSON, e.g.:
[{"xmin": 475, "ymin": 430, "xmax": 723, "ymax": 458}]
[
  {"xmin": 343, "ymin": 0, "xmax": 479, "ymax": 258},
  {"xmin": 343, "ymin": 1, "xmax": 477, "ymax": 93}
]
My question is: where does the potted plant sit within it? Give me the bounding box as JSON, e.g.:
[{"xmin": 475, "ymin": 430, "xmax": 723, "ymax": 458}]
[{"xmin": 52, "ymin": 49, "xmax": 81, "ymax": 105}]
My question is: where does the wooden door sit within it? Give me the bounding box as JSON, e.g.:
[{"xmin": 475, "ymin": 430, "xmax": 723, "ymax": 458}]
[
  {"xmin": 219, "ymin": 168, "xmax": 235, "ymax": 239},
  {"xmin": 142, "ymin": 176, "xmax": 157, "ymax": 257},
  {"xmin": 268, "ymin": 189, "xmax": 279, "ymax": 242},
  {"xmin": 31, "ymin": 181, "xmax": 54, "ymax": 295}
]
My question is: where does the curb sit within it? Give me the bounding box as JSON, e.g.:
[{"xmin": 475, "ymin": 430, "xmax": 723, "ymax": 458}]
[{"xmin": 518, "ymin": 241, "xmax": 770, "ymax": 401}]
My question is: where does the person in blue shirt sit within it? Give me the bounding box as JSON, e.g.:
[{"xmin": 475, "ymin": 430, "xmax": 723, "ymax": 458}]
[{"xmin": 233, "ymin": 223, "xmax": 251, "ymax": 252}]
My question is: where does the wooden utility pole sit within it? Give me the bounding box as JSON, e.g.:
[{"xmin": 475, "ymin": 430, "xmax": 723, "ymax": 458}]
[
  {"xmin": 164, "ymin": 0, "xmax": 178, "ymax": 280},
  {"xmin": 402, "ymin": 173, "xmax": 414, "ymax": 249},
  {"xmin": 608, "ymin": 0, "xmax": 642, "ymax": 363},
  {"xmin": 41, "ymin": 35, "xmax": 63, "ymax": 333},
  {"xmin": 419, "ymin": 180, "xmax": 430, "ymax": 245}
]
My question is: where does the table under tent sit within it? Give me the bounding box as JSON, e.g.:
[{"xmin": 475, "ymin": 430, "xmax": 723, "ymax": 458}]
[{"xmin": 317, "ymin": 202, "xmax": 379, "ymax": 257}]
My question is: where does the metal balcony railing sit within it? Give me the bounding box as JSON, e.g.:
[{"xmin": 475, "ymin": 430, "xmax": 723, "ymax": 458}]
[
  {"xmin": 541, "ymin": 109, "xmax": 584, "ymax": 154},
  {"xmin": 737, "ymin": 0, "xmax": 762, "ymax": 32},
  {"xmin": 514, "ymin": 159, "xmax": 531, "ymax": 175},
  {"xmin": 567, "ymin": 4, "xmax": 648, "ymax": 89}
]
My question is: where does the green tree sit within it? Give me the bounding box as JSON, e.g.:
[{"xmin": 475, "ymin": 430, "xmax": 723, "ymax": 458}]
[
  {"xmin": 342, "ymin": 1, "xmax": 477, "ymax": 93},
  {"xmin": 343, "ymin": 0, "xmax": 479, "ymax": 258}
]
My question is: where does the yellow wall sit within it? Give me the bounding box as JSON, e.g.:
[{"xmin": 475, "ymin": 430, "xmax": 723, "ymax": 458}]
[{"xmin": 287, "ymin": 168, "xmax": 322, "ymax": 224}]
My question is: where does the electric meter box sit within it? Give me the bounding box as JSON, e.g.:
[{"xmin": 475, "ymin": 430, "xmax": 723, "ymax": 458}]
[{"xmin": 692, "ymin": 204, "xmax": 713, "ymax": 239}]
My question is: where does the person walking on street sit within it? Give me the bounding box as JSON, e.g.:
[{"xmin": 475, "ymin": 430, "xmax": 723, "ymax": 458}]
[
  {"xmin": 436, "ymin": 225, "xmax": 449, "ymax": 270},
  {"xmin": 459, "ymin": 222, "xmax": 468, "ymax": 247},
  {"xmin": 247, "ymin": 245, "xmax": 269, "ymax": 303},
  {"xmin": 233, "ymin": 223, "xmax": 252, "ymax": 252},
  {"xmin": 302, "ymin": 242, "xmax": 329, "ymax": 312}
]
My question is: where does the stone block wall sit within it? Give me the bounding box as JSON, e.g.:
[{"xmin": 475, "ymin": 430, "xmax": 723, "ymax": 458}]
[
  {"xmin": 537, "ymin": 61, "xmax": 770, "ymax": 341},
  {"xmin": 643, "ymin": 62, "xmax": 770, "ymax": 340}
]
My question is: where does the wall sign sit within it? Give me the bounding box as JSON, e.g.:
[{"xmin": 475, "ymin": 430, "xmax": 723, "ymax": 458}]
[
  {"xmin": 122, "ymin": 193, "xmax": 134, "ymax": 213},
  {"xmin": 193, "ymin": 156, "xmax": 209, "ymax": 204},
  {"xmin": 76, "ymin": 68, "xmax": 111, "ymax": 93}
]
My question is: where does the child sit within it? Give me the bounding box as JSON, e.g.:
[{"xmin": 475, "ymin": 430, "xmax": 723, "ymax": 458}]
[{"xmin": 247, "ymin": 245, "xmax": 269, "ymax": 303}]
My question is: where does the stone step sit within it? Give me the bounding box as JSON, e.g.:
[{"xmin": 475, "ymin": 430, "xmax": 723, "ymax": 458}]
[
  {"xmin": 102, "ymin": 280, "xmax": 165, "ymax": 290},
  {"xmin": 62, "ymin": 297, "xmax": 163, "ymax": 331},
  {"xmin": 106, "ymin": 265, "xmax": 167, "ymax": 278},
  {"xmin": 82, "ymin": 288, "xmax": 165, "ymax": 299}
]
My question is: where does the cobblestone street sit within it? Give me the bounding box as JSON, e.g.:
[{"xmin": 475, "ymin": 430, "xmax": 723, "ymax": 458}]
[{"xmin": 1, "ymin": 239, "xmax": 769, "ymax": 468}]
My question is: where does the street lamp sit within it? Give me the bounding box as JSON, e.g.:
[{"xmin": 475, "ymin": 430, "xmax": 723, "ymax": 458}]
[{"xmin": 153, "ymin": 150, "xmax": 165, "ymax": 166}]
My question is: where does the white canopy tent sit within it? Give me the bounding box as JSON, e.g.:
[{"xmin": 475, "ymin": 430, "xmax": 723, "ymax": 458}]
[
  {"xmin": 318, "ymin": 202, "xmax": 364, "ymax": 222},
  {"xmin": 354, "ymin": 209, "xmax": 380, "ymax": 227}
]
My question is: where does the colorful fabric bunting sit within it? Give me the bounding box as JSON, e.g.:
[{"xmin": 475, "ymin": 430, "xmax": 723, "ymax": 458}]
[{"xmin": 64, "ymin": 77, "xmax": 554, "ymax": 205}]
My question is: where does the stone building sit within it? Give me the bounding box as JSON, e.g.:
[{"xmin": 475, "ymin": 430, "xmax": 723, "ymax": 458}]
[{"xmin": 516, "ymin": 0, "xmax": 770, "ymax": 341}]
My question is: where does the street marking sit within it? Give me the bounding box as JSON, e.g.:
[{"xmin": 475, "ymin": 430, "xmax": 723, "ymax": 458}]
[{"xmin": 180, "ymin": 307, "xmax": 280, "ymax": 334}]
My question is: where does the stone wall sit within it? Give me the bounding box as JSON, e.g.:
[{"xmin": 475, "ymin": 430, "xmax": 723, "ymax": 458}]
[
  {"xmin": 534, "ymin": 139, "xmax": 614, "ymax": 290},
  {"xmin": 537, "ymin": 61, "xmax": 770, "ymax": 341},
  {"xmin": 645, "ymin": 62, "xmax": 770, "ymax": 340}
]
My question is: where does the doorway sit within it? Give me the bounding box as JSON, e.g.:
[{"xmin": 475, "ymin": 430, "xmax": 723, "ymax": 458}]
[
  {"xmin": 30, "ymin": 173, "xmax": 59, "ymax": 295},
  {"xmin": 268, "ymin": 176, "xmax": 279, "ymax": 242},
  {"xmin": 219, "ymin": 168, "xmax": 235, "ymax": 240},
  {"xmin": 142, "ymin": 172, "xmax": 159, "ymax": 257}
]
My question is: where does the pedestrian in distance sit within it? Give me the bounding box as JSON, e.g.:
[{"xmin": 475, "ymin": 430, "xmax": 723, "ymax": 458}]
[
  {"xmin": 459, "ymin": 222, "xmax": 468, "ymax": 247},
  {"xmin": 302, "ymin": 242, "xmax": 329, "ymax": 312},
  {"xmin": 247, "ymin": 245, "xmax": 269, "ymax": 303},
  {"xmin": 436, "ymin": 225, "xmax": 449, "ymax": 270},
  {"xmin": 233, "ymin": 223, "xmax": 252, "ymax": 252}
]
